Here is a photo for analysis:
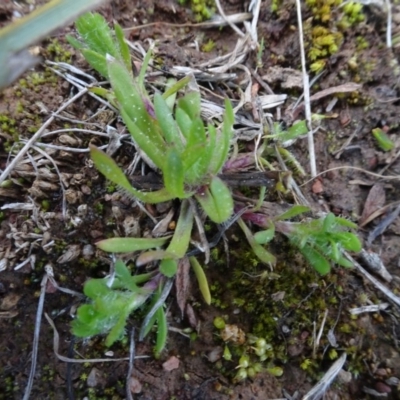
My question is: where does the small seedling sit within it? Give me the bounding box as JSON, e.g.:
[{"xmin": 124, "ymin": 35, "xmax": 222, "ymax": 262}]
[{"xmin": 243, "ymin": 207, "xmax": 361, "ymax": 275}]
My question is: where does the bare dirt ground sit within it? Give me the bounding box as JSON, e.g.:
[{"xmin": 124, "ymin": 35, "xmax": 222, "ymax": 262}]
[{"xmin": 1, "ymin": 0, "xmax": 400, "ymax": 399}]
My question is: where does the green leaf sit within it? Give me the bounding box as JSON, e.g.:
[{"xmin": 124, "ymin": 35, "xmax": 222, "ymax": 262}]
[
  {"xmin": 335, "ymin": 254, "xmax": 354, "ymax": 268},
  {"xmin": 75, "ymin": 304, "xmax": 98, "ymax": 325},
  {"xmin": 90, "ymin": 146, "xmax": 174, "ymax": 203},
  {"xmin": 238, "ymin": 218, "xmax": 277, "ymax": 265},
  {"xmin": 75, "ymin": 12, "xmax": 116, "ymax": 57},
  {"xmin": 323, "ymin": 213, "xmax": 336, "ymax": 232},
  {"xmin": 72, "ymin": 305, "xmax": 102, "ymax": 337},
  {"xmin": 275, "ymin": 205, "xmax": 310, "ymax": 221},
  {"xmin": 163, "ymin": 148, "xmax": 185, "ymax": 198},
  {"xmin": 114, "ymin": 22, "xmax": 132, "ymax": 74},
  {"xmin": 113, "ymin": 259, "xmax": 143, "ymax": 292},
  {"xmin": 141, "ymin": 291, "xmax": 161, "ymax": 338},
  {"xmin": 120, "ymin": 107, "xmax": 166, "ymax": 170},
  {"xmin": 107, "ymin": 57, "xmax": 166, "ymax": 166},
  {"xmin": 96, "ymin": 236, "xmax": 170, "ymax": 253},
  {"xmin": 333, "ymin": 232, "xmax": 362, "ymax": 252},
  {"xmin": 190, "ymin": 256, "xmax": 211, "ymax": 305},
  {"xmin": 372, "ymin": 128, "xmax": 394, "ymax": 152},
  {"xmin": 186, "ymin": 118, "xmax": 211, "ymax": 181},
  {"xmin": 81, "ymin": 48, "xmax": 108, "ymax": 78},
  {"xmin": 186, "ymin": 117, "xmax": 207, "ymax": 152},
  {"xmin": 83, "ymin": 279, "xmax": 109, "ymax": 299},
  {"xmin": 138, "ymin": 47, "xmax": 152, "ymax": 92},
  {"xmin": 300, "ymin": 244, "xmax": 331, "ymax": 275},
  {"xmin": 105, "ymin": 307, "xmax": 130, "ymax": 346},
  {"xmin": 209, "ymin": 98, "xmax": 234, "ymax": 174},
  {"xmin": 154, "ymin": 306, "xmax": 168, "ymax": 358},
  {"xmin": 159, "ymin": 258, "xmax": 178, "ymax": 278},
  {"xmin": 281, "ymin": 120, "xmax": 308, "ymax": 142},
  {"xmin": 66, "ymin": 35, "xmax": 84, "ymax": 51},
  {"xmin": 254, "ymin": 225, "xmax": 275, "ymax": 244},
  {"xmin": 195, "ymin": 177, "xmax": 233, "ymax": 223},
  {"xmin": 334, "ymin": 216, "xmax": 358, "ymax": 229},
  {"xmin": 162, "ymin": 76, "xmax": 191, "ymax": 100},
  {"xmin": 267, "ymin": 120, "xmax": 308, "ymax": 142},
  {"xmin": 154, "ymin": 93, "xmax": 183, "ymax": 151},
  {"xmin": 89, "ymin": 145, "xmax": 134, "ymax": 192},
  {"xmin": 166, "ymin": 200, "xmax": 193, "ymax": 257},
  {"xmin": 177, "ymin": 91, "xmax": 201, "ymax": 120},
  {"xmin": 89, "ymin": 87, "xmax": 116, "ymax": 104},
  {"xmin": 175, "ymin": 107, "xmax": 193, "ymax": 139},
  {"xmin": 181, "ymin": 143, "xmax": 206, "ymax": 172}
]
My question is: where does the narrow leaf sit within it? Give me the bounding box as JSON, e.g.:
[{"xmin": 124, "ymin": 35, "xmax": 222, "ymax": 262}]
[
  {"xmin": 164, "ymin": 148, "xmax": 185, "ymax": 198},
  {"xmin": 90, "ymin": 145, "xmax": 174, "ymax": 203},
  {"xmin": 154, "ymin": 93, "xmax": 183, "ymax": 151},
  {"xmin": 105, "ymin": 308, "xmax": 130, "ymax": 346},
  {"xmin": 190, "ymin": 256, "xmax": 211, "ymax": 305},
  {"xmin": 120, "ymin": 108, "xmax": 165, "ymax": 169},
  {"xmin": 90, "ymin": 145, "xmax": 135, "ymax": 192},
  {"xmin": 114, "ymin": 22, "xmax": 132, "ymax": 74},
  {"xmin": 177, "ymin": 91, "xmax": 201, "ymax": 120},
  {"xmin": 372, "ymin": 128, "xmax": 394, "ymax": 152},
  {"xmin": 209, "ymin": 98, "xmax": 234, "ymax": 174},
  {"xmin": 323, "ymin": 213, "xmax": 336, "ymax": 232},
  {"xmin": 96, "ymin": 236, "xmax": 169, "ymax": 253},
  {"xmin": 138, "ymin": 47, "xmax": 152, "ymax": 92},
  {"xmin": 162, "ymin": 76, "xmax": 191, "ymax": 100},
  {"xmin": 238, "ymin": 218, "xmax": 276, "ymax": 265},
  {"xmin": 166, "ymin": 200, "xmax": 193, "ymax": 258},
  {"xmin": 81, "ymin": 48, "xmax": 108, "ymax": 78},
  {"xmin": 107, "ymin": 56, "xmax": 166, "ymax": 165},
  {"xmin": 154, "ymin": 306, "xmax": 168, "ymax": 358},
  {"xmin": 275, "ymin": 205, "xmax": 310, "ymax": 221}
]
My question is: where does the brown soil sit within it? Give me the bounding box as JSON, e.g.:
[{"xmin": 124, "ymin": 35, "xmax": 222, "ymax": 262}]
[{"xmin": 1, "ymin": 0, "xmax": 400, "ymax": 399}]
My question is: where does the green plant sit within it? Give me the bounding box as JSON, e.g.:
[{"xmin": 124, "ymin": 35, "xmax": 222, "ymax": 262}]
[
  {"xmin": 68, "ymin": 13, "xmax": 235, "ymax": 224},
  {"xmin": 69, "ymin": 12, "xmax": 234, "ymax": 352},
  {"xmin": 242, "ymin": 208, "xmax": 362, "ymax": 275},
  {"xmin": 69, "ymin": 13, "xmax": 362, "ymax": 361}
]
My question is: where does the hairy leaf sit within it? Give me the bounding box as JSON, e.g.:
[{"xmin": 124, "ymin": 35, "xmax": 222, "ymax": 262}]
[
  {"xmin": 164, "ymin": 148, "xmax": 185, "ymax": 198},
  {"xmin": 90, "ymin": 146, "xmax": 174, "ymax": 203},
  {"xmin": 154, "ymin": 93, "xmax": 183, "ymax": 151},
  {"xmin": 300, "ymin": 244, "xmax": 331, "ymax": 275},
  {"xmin": 195, "ymin": 177, "xmax": 233, "ymax": 223}
]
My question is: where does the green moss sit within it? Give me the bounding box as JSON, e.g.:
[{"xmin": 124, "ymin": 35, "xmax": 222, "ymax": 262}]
[
  {"xmin": 201, "ymin": 39, "xmax": 216, "ymax": 52},
  {"xmin": 178, "ymin": 0, "xmax": 215, "ymax": 21},
  {"xmin": 45, "ymin": 38, "xmax": 72, "ymax": 63},
  {"xmin": 208, "ymin": 231, "xmax": 370, "ymax": 382},
  {"xmin": 304, "ymin": 0, "xmax": 365, "ymax": 73}
]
